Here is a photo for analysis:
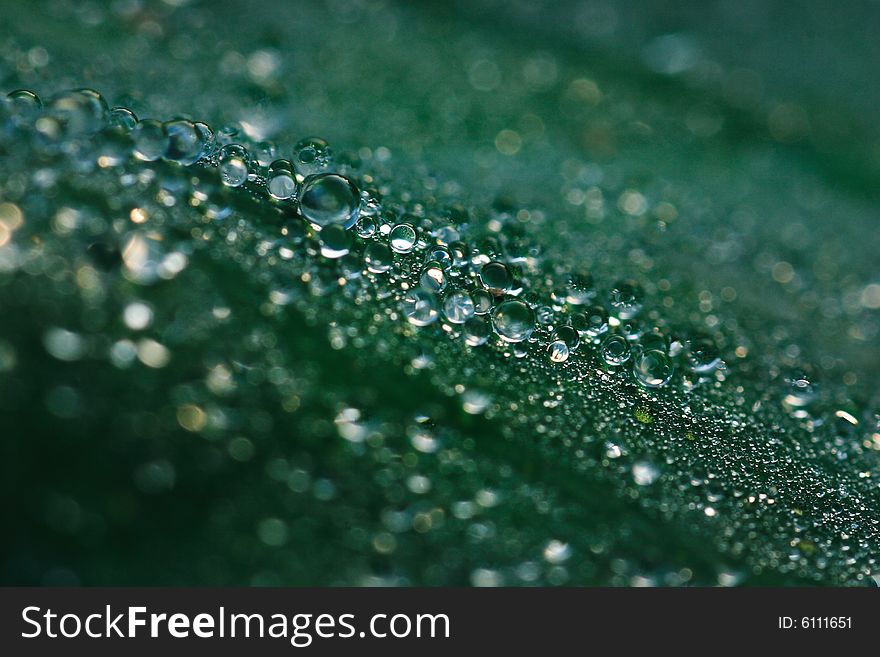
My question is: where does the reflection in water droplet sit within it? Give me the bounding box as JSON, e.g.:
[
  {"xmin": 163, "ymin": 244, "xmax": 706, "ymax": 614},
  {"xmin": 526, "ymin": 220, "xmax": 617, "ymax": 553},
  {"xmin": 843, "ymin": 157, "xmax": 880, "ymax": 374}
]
[
  {"xmin": 633, "ymin": 349, "xmax": 674, "ymax": 388},
  {"xmin": 480, "ymin": 261, "xmax": 513, "ymax": 295},
  {"xmin": 218, "ymin": 144, "xmax": 250, "ymax": 187},
  {"xmin": 492, "ymin": 300, "xmax": 535, "ymax": 343},
  {"xmin": 547, "ymin": 340, "xmax": 569, "ymax": 363},
  {"xmin": 463, "ymin": 317, "xmax": 491, "ymax": 346},
  {"xmin": 601, "ymin": 334, "xmax": 631, "ymax": 366},
  {"xmin": 402, "ymin": 290, "xmax": 438, "ymax": 327},
  {"xmin": 319, "ymin": 223, "xmax": 352, "ymax": 259},
  {"xmin": 364, "ymin": 241, "xmax": 392, "ymax": 273},
  {"xmin": 608, "ymin": 280, "xmax": 644, "ymax": 319},
  {"xmin": 267, "ymin": 159, "xmax": 298, "ymax": 200},
  {"xmin": 443, "ymin": 289, "xmax": 475, "ymax": 324},
  {"xmin": 389, "ymin": 223, "xmax": 417, "ymax": 253},
  {"xmin": 420, "ymin": 261, "xmax": 447, "ymax": 293},
  {"xmin": 299, "ymin": 173, "xmax": 360, "ymax": 230}
]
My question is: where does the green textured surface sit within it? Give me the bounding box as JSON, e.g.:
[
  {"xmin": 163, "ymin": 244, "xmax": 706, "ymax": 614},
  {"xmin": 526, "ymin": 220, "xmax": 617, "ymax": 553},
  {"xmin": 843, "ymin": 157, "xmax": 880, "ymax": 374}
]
[{"xmin": 1, "ymin": 0, "xmax": 879, "ymax": 586}]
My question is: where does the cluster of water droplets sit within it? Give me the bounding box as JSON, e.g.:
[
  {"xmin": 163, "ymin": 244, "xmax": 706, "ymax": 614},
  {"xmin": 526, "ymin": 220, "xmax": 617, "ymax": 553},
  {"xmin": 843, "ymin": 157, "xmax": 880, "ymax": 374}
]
[{"xmin": 1, "ymin": 87, "xmax": 732, "ymax": 393}]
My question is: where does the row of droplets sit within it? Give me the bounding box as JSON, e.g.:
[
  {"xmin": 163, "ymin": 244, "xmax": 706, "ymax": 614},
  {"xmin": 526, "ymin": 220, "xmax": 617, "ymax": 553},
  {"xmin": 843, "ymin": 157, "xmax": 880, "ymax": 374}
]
[{"xmin": 2, "ymin": 87, "xmax": 726, "ymax": 389}]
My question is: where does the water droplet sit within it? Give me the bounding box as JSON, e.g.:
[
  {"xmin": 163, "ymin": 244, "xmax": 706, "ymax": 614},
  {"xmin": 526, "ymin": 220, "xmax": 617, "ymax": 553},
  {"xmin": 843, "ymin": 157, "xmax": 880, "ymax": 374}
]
[
  {"xmin": 463, "ymin": 317, "xmax": 492, "ymax": 346},
  {"xmin": 449, "ymin": 240, "xmax": 469, "ymax": 267},
  {"xmin": 632, "ymin": 349, "xmax": 674, "ymax": 388},
  {"xmin": 783, "ymin": 372, "xmax": 818, "ymax": 408},
  {"xmin": 572, "ymin": 304, "xmax": 609, "ymax": 337},
  {"xmin": 132, "ymin": 119, "xmax": 166, "ymax": 162},
  {"xmin": 299, "ymin": 173, "xmax": 360, "ymax": 230},
  {"xmin": 402, "ymin": 290, "xmax": 438, "ymax": 327},
  {"xmin": 471, "ymin": 289, "xmax": 494, "ymax": 315},
  {"xmin": 686, "ymin": 336, "xmax": 721, "ymax": 374},
  {"xmin": 364, "ymin": 241, "xmax": 393, "ymax": 273},
  {"xmin": 637, "ymin": 330, "xmax": 668, "ymax": 355},
  {"xmin": 547, "ymin": 340, "xmax": 569, "ymax": 363},
  {"xmin": 47, "ymin": 88, "xmax": 107, "ymax": 135},
  {"xmin": 566, "ymin": 271, "xmax": 596, "ymax": 305},
  {"xmin": 601, "ymin": 334, "xmax": 631, "ymax": 366},
  {"xmin": 443, "ymin": 289, "xmax": 475, "ymax": 324},
  {"xmin": 427, "ymin": 245, "xmax": 452, "ymax": 269},
  {"xmin": 479, "ymin": 261, "xmax": 513, "ymax": 295},
  {"xmin": 553, "ymin": 325, "xmax": 580, "ymax": 350},
  {"xmin": 294, "ymin": 136, "xmax": 333, "ymax": 175},
  {"xmin": 266, "ymin": 159, "xmax": 298, "ymax": 200},
  {"xmin": 492, "ymin": 300, "xmax": 535, "ymax": 343},
  {"xmin": 218, "ymin": 144, "xmax": 250, "ymax": 187},
  {"xmin": 108, "ymin": 106, "xmax": 138, "ymax": 131},
  {"xmin": 163, "ymin": 119, "xmax": 205, "ymax": 165},
  {"xmin": 355, "ymin": 215, "xmax": 377, "ymax": 238},
  {"xmin": 319, "ymin": 223, "xmax": 351, "ymax": 259},
  {"xmin": 389, "ymin": 223, "xmax": 417, "ymax": 253},
  {"xmin": 608, "ymin": 280, "xmax": 644, "ymax": 319},
  {"xmin": 5, "ymin": 89, "xmax": 42, "ymax": 124},
  {"xmin": 420, "ymin": 261, "xmax": 447, "ymax": 293}
]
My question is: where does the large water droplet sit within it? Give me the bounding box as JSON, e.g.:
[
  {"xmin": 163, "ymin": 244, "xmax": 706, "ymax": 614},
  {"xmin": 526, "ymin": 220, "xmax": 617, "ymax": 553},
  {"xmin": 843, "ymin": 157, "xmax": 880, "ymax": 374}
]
[
  {"xmin": 402, "ymin": 290, "xmax": 438, "ymax": 327},
  {"xmin": 389, "ymin": 223, "xmax": 417, "ymax": 253},
  {"xmin": 299, "ymin": 173, "xmax": 360, "ymax": 230},
  {"xmin": 218, "ymin": 144, "xmax": 250, "ymax": 187},
  {"xmin": 163, "ymin": 119, "xmax": 205, "ymax": 165},
  {"xmin": 364, "ymin": 241, "xmax": 393, "ymax": 273},
  {"xmin": 601, "ymin": 334, "xmax": 631, "ymax": 366},
  {"xmin": 608, "ymin": 280, "xmax": 644, "ymax": 319},
  {"xmin": 492, "ymin": 300, "xmax": 535, "ymax": 343},
  {"xmin": 632, "ymin": 349, "xmax": 674, "ymax": 388},
  {"xmin": 132, "ymin": 119, "xmax": 166, "ymax": 162},
  {"xmin": 267, "ymin": 159, "xmax": 298, "ymax": 200},
  {"xmin": 443, "ymin": 289, "xmax": 475, "ymax": 324},
  {"xmin": 480, "ymin": 261, "xmax": 513, "ymax": 295}
]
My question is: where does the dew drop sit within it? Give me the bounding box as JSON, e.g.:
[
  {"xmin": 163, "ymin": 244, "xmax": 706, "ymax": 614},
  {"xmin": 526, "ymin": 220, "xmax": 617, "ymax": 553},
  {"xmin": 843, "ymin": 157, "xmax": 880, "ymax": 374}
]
[
  {"xmin": 463, "ymin": 317, "xmax": 492, "ymax": 346},
  {"xmin": 132, "ymin": 119, "xmax": 166, "ymax": 162},
  {"xmin": 294, "ymin": 136, "xmax": 333, "ymax": 175},
  {"xmin": 443, "ymin": 289, "xmax": 475, "ymax": 324},
  {"xmin": 48, "ymin": 88, "xmax": 107, "ymax": 135},
  {"xmin": 553, "ymin": 325, "xmax": 580, "ymax": 350},
  {"xmin": 389, "ymin": 223, "xmax": 417, "ymax": 253},
  {"xmin": 299, "ymin": 173, "xmax": 360, "ymax": 230},
  {"xmin": 402, "ymin": 290, "xmax": 438, "ymax": 327},
  {"xmin": 471, "ymin": 289, "xmax": 494, "ymax": 315},
  {"xmin": 319, "ymin": 223, "xmax": 352, "ymax": 259},
  {"xmin": 566, "ymin": 271, "xmax": 596, "ymax": 305},
  {"xmin": 632, "ymin": 349, "xmax": 674, "ymax": 388},
  {"xmin": 355, "ymin": 215, "xmax": 377, "ymax": 238},
  {"xmin": 266, "ymin": 159, "xmax": 298, "ymax": 200},
  {"xmin": 479, "ymin": 261, "xmax": 513, "ymax": 295},
  {"xmin": 601, "ymin": 334, "xmax": 631, "ymax": 366},
  {"xmin": 5, "ymin": 89, "xmax": 43, "ymax": 124},
  {"xmin": 163, "ymin": 119, "xmax": 204, "ymax": 165},
  {"xmin": 608, "ymin": 280, "xmax": 644, "ymax": 319},
  {"xmin": 364, "ymin": 241, "xmax": 393, "ymax": 273},
  {"xmin": 218, "ymin": 144, "xmax": 250, "ymax": 187},
  {"xmin": 108, "ymin": 106, "xmax": 138, "ymax": 131},
  {"xmin": 686, "ymin": 336, "xmax": 721, "ymax": 374},
  {"xmin": 492, "ymin": 300, "xmax": 535, "ymax": 343}
]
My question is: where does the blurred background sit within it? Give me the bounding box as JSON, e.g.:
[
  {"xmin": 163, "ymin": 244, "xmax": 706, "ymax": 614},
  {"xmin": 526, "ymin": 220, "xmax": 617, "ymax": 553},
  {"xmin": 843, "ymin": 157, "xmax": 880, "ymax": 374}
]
[{"xmin": 1, "ymin": 0, "xmax": 879, "ymax": 585}]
